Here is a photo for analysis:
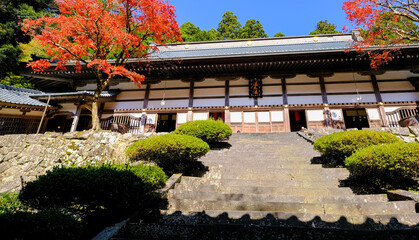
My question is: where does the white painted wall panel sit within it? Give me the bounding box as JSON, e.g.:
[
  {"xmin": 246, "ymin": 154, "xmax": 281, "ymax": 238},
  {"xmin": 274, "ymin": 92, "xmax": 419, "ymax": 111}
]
[
  {"xmin": 193, "ymin": 98, "xmax": 225, "ymax": 107},
  {"xmin": 326, "ymin": 83, "xmax": 374, "ymax": 93},
  {"xmin": 25, "ymin": 111, "xmax": 43, "ymax": 117},
  {"xmin": 229, "ymin": 78, "xmax": 248, "ymax": 86},
  {"xmin": 193, "ymin": 113, "xmax": 209, "ymax": 120},
  {"xmin": 229, "ymin": 97, "xmax": 254, "ymax": 106},
  {"xmin": 177, "ymin": 113, "xmax": 187, "ymax": 124},
  {"xmin": 149, "ymin": 89, "xmax": 189, "ymax": 99},
  {"xmin": 101, "ymin": 114, "xmax": 113, "ymax": 119},
  {"xmin": 262, "ymin": 77, "xmax": 281, "ymax": 84},
  {"xmin": 286, "ymin": 75, "xmax": 318, "ymax": 83},
  {"xmin": 376, "ymin": 70, "xmax": 418, "ymax": 80},
  {"xmin": 116, "ymin": 91, "xmax": 146, "ymax": 100},
  {"xmin": 195, "ymin": 78, "xmax": 224, "ymax": 87},
  {"xmin": 194, "ymin": 88, "xmax": 224, "ymax": 97},
  {"xmin": 381, "ymin": 92, "xmax": 419, "ymax": 102},
  {"xmin": 324, "ymin": 72, "xmax": 370, "ymax": 82},
  {"xmin": 104, "ymin": 101, "xmax": 143, "ymax": 110},
  {"xmin": 243, "ymin": 112, "xmax": 256, "ymax": 123},
  {"xmin": 110, "ymin": 82, "xmax": 143, "ymax": 90},
  {"xmin": 258, "ymin": 96, "xmax": 283, "ymax": 105},
  {"xmin": 230, "ymin": 112, "xmax": 242, "ymax": 123},
  {"xmin": 288, "ymin": 96, "xmax": 323, "ymax": 104},
  {"xmin": 287, "ymin": 84, "xmax": 321, "ymax": 94},
  {"xmin": 147, "ymin": 100, "xmax": 189, "ymax": 108},
  {"xmin": 328, "ymin": 94, "xmax": 377, "ymax": 103},
  {"xmin": 229, "ymin": 87, "xmax": 249, "ymax": 96},
  {"xmin": 271, "ymin": 111, "xmax": 284, "ymax": 122},
  {"xmin": 263, "ymin": 85, "xmax": 282, "ymax": 95},
  {"xmin": 0, "ymin": 108, "xmax": 25, "ymax": 115},
  {"xmin": 307, "ymin": 110, "xmax": 324, "ymax": 121},
  {"xmin": 151, "ymin": 80, "xmax": 189, "ymax": 88},
  {"xmin": 258, "ymin": 112, "xmax": 270, "ymax": 122},
  {"xmin": 378, "ymin": 81, "xmax": 415, "ymax": 91},
  {"xmin": 59, "ymin": 103, "xmax": 78, "ymax": 115}
]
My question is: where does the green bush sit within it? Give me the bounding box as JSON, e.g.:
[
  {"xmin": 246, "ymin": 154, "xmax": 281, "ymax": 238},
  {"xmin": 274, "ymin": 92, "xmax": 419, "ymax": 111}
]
[
  {"xmin": 126, "ymin": 134, "xmax": 210, "ymax": 175},
  {"xmin": 345, "ymin": 142, "xmax": 419, "ymax": 188},
  {"xmin": 0, "ymin": 192, "xmax": 28, "ymax": 214},
  {"xmin": 19, "ymin": 164, "xmax": 165, "ymax": 217},
  {"xmin": 314, "ymin": 130, "xmax": 402, "ymax": 165},
  {"xmin": 0, "ymin": 209, "xmax": 83, "ymax": 240},
  {"xmin": 174, "ymin": 120, "xmax": 232, "ymax": 144}
]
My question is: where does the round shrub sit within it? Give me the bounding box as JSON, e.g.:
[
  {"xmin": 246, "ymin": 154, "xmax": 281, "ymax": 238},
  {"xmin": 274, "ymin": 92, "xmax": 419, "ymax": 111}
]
[
  {"xmin": 126, "ymin": 134, "xmax": 210, "ymax": 175},
  {"xmin": 314, "ymin": 130, "xmax": 402, "ymax": 164},
  {"xmin": 174, "ymin": 120, "xmax": 232, "ymax": 143},
  {"xmin": 345, "ymin": 142, "xmax": 419, "ymax": 187},
  {"xmin": 19, "ymin": 164, "xmax": 165, "ymax": 216}
]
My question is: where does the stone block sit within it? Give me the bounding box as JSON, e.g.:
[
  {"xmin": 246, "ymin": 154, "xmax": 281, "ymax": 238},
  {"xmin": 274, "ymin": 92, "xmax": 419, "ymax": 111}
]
[
  {"xmin": 409, "ymin": 126, "xmax": 419, "ymax": 137},
  {"xmin": 390, "ymin": 127, "xmax": 411, "ymax": 136}
]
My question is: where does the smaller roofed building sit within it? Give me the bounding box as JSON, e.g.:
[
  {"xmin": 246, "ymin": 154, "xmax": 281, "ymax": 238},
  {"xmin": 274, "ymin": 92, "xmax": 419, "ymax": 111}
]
[{"xmin": 2, "ymin": 31, "xmax": 419, "ymax": 135}]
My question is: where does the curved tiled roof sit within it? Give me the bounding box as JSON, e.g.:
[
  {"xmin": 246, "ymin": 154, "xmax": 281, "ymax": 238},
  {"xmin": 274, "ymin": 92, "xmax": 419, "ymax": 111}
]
[{"xmin": 0, "ymin": 84, "xmax": 48, "ymax": 107}]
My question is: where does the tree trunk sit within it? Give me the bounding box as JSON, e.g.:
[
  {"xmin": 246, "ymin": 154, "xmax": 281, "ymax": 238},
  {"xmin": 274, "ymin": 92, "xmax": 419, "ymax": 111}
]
[{"xmin": 91, "ymin": 92, "xmax": 101, "ymax": 131}]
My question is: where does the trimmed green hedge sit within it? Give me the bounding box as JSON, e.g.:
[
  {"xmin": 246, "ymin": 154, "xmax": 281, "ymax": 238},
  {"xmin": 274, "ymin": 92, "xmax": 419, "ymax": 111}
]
[
  {"xmin": 345, "ymin": 142, "xmax": 419, "ymax": 187},
  {"xmin": 174, "ymin": 120, "xmax": 232, "ymax": 144},
  {"xmin": 0, "ymin": 192, "xmax": 28, "ymax": 214},
  {"xmin": 126, "ymin": 134, "xmax": 210, "ymax": 175},
  {"xmin": 19, "ymin": 163, "xmax": 166, "ymax": 216},
  {"xmin": 314, "ymin": 130, "xmax": 402, "ymax": 165}
]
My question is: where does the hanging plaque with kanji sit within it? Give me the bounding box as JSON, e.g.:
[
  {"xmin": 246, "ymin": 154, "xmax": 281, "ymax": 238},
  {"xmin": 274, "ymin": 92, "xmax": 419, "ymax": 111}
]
[{"xmin": 249, "ymin": 78, "xmax": 262, "ymax": 98}]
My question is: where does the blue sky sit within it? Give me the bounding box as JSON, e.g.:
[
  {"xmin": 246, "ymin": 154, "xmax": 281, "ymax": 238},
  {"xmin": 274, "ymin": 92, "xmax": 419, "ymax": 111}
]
[{"xmin": 171, "ymin": 0, "xmax": 352, "ymax": 37}]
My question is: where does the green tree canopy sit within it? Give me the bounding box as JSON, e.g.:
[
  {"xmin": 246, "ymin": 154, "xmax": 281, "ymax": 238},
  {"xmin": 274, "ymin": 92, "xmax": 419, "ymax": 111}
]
[
  {"xmin": 309, "ymin": 20, "xmax": 342, "ymax": 35},
  {"xmin": 0, "ymin": 72, "xmax": 36, "ymax": 89},
  {"xmin": 217, "ymin": 11, "xmax": 242, "ymax": 40},
  {"xmin": 240, "ymin": 19, "xmax": 268, "ymax": 39},
  {"xmin": 180, "ymin": 22, "xmax": 222, "ymax": 42},
  {"xmin": 274, "ymin": 32, "xmax": 285, "ymax": 37}
]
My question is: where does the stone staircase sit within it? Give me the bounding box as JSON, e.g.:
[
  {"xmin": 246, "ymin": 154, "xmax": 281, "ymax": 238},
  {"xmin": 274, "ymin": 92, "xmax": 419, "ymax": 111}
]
[{"xmin": 114, "ymin": 133, "xmax": 419, "ymax": 239}]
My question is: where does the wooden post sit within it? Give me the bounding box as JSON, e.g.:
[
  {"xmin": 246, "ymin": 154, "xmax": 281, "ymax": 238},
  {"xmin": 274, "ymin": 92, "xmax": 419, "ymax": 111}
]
[
  {"xmin": 70, "ymin": 104, "xmax": 82, "ymax": 132},
  {"xmin": 37, "ymin": 95, "xmax": 50, "ymax": 134},
  {"xmin": 225, "ymin": 80, "xmax": 230, "ymax": 107},
  {"xmin": 143, "ymin": 83, "xmax": 151, "ymax": 109},
  {"xmin": 189, "ymin": 81, "xmax": 194, "ymax": 108},
  {"xmin": 283, "ymin": 107, "xmax": 290, "ymax": 132}
]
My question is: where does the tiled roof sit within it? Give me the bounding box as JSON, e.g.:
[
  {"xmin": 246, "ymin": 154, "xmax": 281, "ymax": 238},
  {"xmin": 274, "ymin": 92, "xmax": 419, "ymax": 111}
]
[
  {"xmin": 29, "ymin": 90, "xmax": 119, "ymax": 98},
  {"xmin": 0, "ymin": 84, "xmax": 49, "ymax": 107}
]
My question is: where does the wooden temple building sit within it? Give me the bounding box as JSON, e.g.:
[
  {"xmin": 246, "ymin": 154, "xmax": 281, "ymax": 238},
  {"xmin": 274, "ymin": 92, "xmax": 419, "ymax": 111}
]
[{"xmin": 1, "ymin": 31, "xmax": 419, "ymax": 135}]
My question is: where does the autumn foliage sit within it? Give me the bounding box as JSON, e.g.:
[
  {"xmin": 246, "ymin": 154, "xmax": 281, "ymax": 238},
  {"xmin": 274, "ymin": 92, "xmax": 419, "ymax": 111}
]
[
  {"xmin": 343, "ymin": 0, "xmax": 419, "ymax": 68},
  {"xmin": 22, "ymin": 0, "xmax": 181, "ymax": 130}
]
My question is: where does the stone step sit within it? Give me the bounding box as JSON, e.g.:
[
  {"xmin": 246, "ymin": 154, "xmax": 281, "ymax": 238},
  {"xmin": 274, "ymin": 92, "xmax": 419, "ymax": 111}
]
[
  {"xmin": 175, "ymin": 183, "xmax": 354, "ymax": 196},
  {"xmin": 206, "ymin": 167, "xmax": 349, "ymax": 175},
  {"xmin": 181, "ymin": 176, "xmax": 341, "ymax": 188},
  {"xmin": 203, "ymin": 171, "xmax": 349, "ymax": 181},
  {"xmin": 201, "ymin": 162, "xmax": 323, "ymax": 169},
  {"xmin": 168, "ymin": 199, "xmax": 416, "ymax": 216}
]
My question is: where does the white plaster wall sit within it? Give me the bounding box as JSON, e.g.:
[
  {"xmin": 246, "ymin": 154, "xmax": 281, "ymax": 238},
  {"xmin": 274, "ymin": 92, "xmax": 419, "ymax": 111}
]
[
  {"xmin": 25, "ymin": 111, "xmax": 43, "ymax": 117},
  {"xmin": 326, "ymin": 82, "xmax": 374, "ymax": 93},
  {"xmin": 230, "ymin": 97, "xmax": 254, "ymax": 106},
  {"xmin": 263, "ymin": 85, "xmax": 282, "ymax": 95},
  {"xmin": 149, "ymin": 89, "xmax": 189, "ymax": 99},
  {"xmin": 229, "ymin": 87, "xmax": 248, "ymax": 96},
  {"xmin": 376, "ymin": 70, "xmax": 418, "ymax": 80},
  {"xmin": 287, "ymin": 75, "xmax": 319, "ymax": 83},
  {"xmin": 229, "ymin": 78, "xmax": 248, "ymax": 86},
  {"xmin": 287, "ymin": 84, "xmax": 321, "ymax": 94},
  {"xmin": 194, "ymin": 88, "xmax": 224, "ymax": 97},
  {"xmin": 110, "ymin": 82, "xmax": 142, "ymax": 90},
  {"xmin": 381, "ymin": 92, "xmax": 419, "ymax": 102},
  {"xmin": 59, "ymin": 103, "xmax": 78, "ymax": 115},
  {"xmin": 104, "ymin": 101, "xmax": 143, "ymax": 110},
  {"xmin": 151, "ymin": 80, "xmax": 189, "ymax": 88},
  {"xmin": 328, "ymin": 94, "xmax": 377, "ymax": 103},
  {"xmin": 0, "ymin": 108, "xmax": 24, "ymax": 115},
  {"xmin": 194, "ymin": 98, "xmax": 225, "ymax": 107},
  {"xmin": 378, "ymin": 81, "xmax": 415, "ymax": 91},
  {"xmin": 116, "ymin": 91, "xmax": 146, "ymax": 100},
  {"xmin": 262, "ymin": 77, "xmax": 281, "ymax": 84},
  {"xmin": 258, "ymin": 97, "xmax": 283, "ymax": 105},
  {"xmin": 195, "ymin": 78, "xmax": 224, "ymax": 87},
  {"xmin": 147, "ymin": 99, "xmax": 189, "ymax": 108},
  {"xmin": 324, "ymin": 72, "xmax": 370, "ymax": 82},
  {"xmin": 288, "ymin": 96, "xmax": 323, "ymax": 104}
]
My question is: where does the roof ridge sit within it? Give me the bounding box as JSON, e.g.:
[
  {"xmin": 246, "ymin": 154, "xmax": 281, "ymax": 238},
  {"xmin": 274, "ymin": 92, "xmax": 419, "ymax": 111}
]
[{"xmin": 0, "ymin": 84, "xmax": 43, "ymax": 94}]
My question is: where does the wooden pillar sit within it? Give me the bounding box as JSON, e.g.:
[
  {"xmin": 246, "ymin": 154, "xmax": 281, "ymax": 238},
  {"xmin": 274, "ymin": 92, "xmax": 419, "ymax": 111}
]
[
  {"xmin": 370, "ymin": 75, "xmax": 383, "ymax": 103},
  {"xmin": 283, "ymin": 107, "xmax": 290, "ymax": 132},
  {"xmin": 281, "ymin": 78, "xmax": 288, "ymax": 105},
  {"xmin": 189, "ymin": 81, "xmax": 194, "ymax": 108},
  {"xmin": 187, "ymin": 110, "xmax": 193, "ymax": 122},
  {"xmin": 143, "ymin": 83, "xmax": 151, "ymax": 109},
  {"xmin": 379, "ymin": 105, "xmax": 388, "ymax": 127},
  {"xmin": 319, "ymin": 77, "xmax": 331, "ymax": 127},
  {"xmin": 70, "ymin": 104, "xmax": 82, "ymax": 132},
  {"xmin": 225, "ymin": 80, "xmax": 230, "ymax": 107}
]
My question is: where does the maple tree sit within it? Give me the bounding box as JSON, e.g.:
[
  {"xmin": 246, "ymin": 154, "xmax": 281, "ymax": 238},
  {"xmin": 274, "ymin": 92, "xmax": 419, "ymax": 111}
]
[
  {"xmin": 22, "ymin": 0, "xmax": 181, "ymax": 130},
  {"xmin": 343, "ymin": 0, "xmax": 419, "ymax": 68}
]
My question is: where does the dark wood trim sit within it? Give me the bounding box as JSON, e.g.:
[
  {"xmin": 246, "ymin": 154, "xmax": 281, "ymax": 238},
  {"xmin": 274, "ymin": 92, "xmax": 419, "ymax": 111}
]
[
  {"xmin": 189, "ymin": 81, "xmax": 194, "ymax": 107},
  {"xmin": 254, "ymin": 98, "xmax": 258, "ymax": 106},
  {"xmin": 142, "ymin": 83, "xmax": 151, "ymax": 109},
  {"xmin": 225, "ymin": 80, "xmax": 230, "ymax": 106},
  {"xmin": 282, "ymin": 78, "xmax": 288, "ymax": 105},
  {"xmin": 370, "ymin": 75, "xmax": 383, "ymax": 102},
  {"xmin": 319, "ymin": 76, "xmax": 328, "ymax": 104}
]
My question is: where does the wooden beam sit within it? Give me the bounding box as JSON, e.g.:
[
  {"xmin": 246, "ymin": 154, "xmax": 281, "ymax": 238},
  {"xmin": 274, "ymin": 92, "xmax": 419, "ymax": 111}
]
[
  {"xmin": 21, "ymin": 74, "xmax": 74, "ymax": 84},
  {"xmin": 143, "ymin": 83, "xmax": 151, "ymax": 109},
  {"xmin": 370, "ymin": 75, "xmax": 383, "ymax": 102},
  {"xmin": 225, "ymin": 80, "xmax": 230, "ymax": 106},
  {"xmin": 189, "ymin": 81, "xmax": 194, "ymax": 108},
  {"xmin": 281, "ymin": 78, "xmax": 288, "ymax": 105},
  {"xmin": 319, "ymin": 76, "xmax": 328, "ymax": 104}
]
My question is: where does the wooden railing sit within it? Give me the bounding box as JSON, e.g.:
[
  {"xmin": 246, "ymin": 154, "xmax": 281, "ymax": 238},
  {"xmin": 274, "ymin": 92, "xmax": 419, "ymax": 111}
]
[
  {"xmin": 100, "ymin": 115, "xmax": 144, "ymax": 134},
  {"xmin": 386, "ymin": 107, "xmax": 419, "ymax": 127},
  {"xmin": 0, "ymin": 117, "xmax": 41, "ymax": 135}
]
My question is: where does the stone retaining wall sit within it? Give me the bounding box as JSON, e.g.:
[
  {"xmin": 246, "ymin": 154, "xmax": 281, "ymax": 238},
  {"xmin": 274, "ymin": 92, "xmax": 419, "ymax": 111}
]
[{"xmin": 0, "ymin": 131, "xmax": 157, "ymax": 193}]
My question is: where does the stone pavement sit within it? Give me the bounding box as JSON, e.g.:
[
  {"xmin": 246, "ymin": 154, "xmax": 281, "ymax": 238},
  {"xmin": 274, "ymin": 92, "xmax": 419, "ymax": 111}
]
[{"xmin": 114, "ymin": 133, "xmax": 419, "ymax": 239}]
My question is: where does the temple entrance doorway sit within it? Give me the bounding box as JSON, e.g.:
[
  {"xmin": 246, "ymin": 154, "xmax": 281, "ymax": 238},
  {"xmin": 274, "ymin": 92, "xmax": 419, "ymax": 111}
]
[
  {"xmin": 289, "ymin": 110, "xmax": 307, "ymax": 132},
  {"xmin": 343, "ymin": 109, "xmax": 370, "ymax": 130},
  {"xmin": 156, "ymin": 113, "xmax": 177, "ymax": 132},
  {"xmin": 209, "ymin": 112, "xmax": 225, "ymax": 122},
  {"xmin": 45, "ymin": 115, "xmax": 70, "ymax": 132}
]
